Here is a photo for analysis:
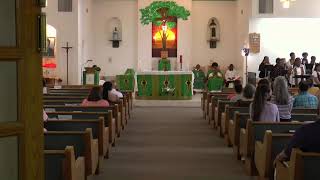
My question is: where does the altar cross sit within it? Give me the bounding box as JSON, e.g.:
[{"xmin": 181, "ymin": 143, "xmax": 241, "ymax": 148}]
[{"xmin": 62, "ymin": 42, "xmax": 73, "ymax": 85}]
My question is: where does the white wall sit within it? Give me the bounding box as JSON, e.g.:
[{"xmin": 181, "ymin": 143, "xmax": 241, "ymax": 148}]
[
  {"xmin": 247, "ymin": 0, "xmax": 320, "ymax": 75},
  {"xmin": 192, "ymin": 1, "xmax": 237, "ymax": 71},
  {"xmin": 252, "ymin": 0, "xmax": 320, "ymax": 18},
  {"xmin": 43, "ymin": 0, "xmax": 79, "ymax": 84},
  {"xmin": 248, "ymin": 18, "xmax": 320, "ymax": 73},
  {"xmin": 91, "ymin": 0, "xmax": 138, "ymax": 77},
  {"xmin": 78, "ymin": 0, "xmax": 94, "ymax": 82}
]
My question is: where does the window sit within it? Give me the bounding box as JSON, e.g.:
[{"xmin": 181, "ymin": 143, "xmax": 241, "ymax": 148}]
[
  {"xmin": 259, "ymin": 0, "xmax": 273, "ymax": 14},
  {"xmin": 58, "ymin": 0, "xmax": 72, "ymax": 12}
]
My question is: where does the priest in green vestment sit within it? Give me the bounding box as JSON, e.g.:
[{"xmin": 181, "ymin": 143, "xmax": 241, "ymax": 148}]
[
  {"xmin": 193, "ymin": 64, "xmax": 205, "ymax": 90},
  {"xmin": 207, "ymin": 62, "xmax": 224, "ymax": 91}
]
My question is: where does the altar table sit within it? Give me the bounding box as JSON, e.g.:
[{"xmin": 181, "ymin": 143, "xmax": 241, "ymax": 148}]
[{"xmin": 136, "ymin": 71, "xmax": 193, "ymax": 100}]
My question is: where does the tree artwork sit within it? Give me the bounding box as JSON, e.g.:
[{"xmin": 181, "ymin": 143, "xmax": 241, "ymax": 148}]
[{"xmin": 140, "ymin": 1, "xmax": 190, "ymax": 50}]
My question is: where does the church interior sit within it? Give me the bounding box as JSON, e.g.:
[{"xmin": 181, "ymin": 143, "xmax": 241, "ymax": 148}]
[{"xmin": 1, "ymin": 0, "xmax": 320, "ymax": 179}]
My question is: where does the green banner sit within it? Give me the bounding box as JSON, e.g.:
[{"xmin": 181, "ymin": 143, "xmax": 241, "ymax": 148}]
[{"xmin": 116, "ymin": 75, "xmax": 135, "ymax": 91}]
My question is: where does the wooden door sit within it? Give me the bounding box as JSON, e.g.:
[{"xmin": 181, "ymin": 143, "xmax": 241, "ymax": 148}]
[{"xmin": 0, "ymin": 0, "xmax": 43, "ymax": 180}]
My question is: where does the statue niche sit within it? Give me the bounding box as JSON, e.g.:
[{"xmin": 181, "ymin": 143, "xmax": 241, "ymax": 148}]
[{"xmin": 207, "ymin": 18, "xmax": 220, "ymax": 48}]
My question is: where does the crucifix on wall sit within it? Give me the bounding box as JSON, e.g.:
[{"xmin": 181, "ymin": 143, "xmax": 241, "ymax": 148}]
[{"xmin": 62, "ymin": 42, "xmax": 73, "ymax": 85}]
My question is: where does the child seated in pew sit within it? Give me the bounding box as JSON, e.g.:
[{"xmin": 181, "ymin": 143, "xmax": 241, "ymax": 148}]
[
  {"xmin": 250, "ymin": 83, "xmax": 280, "ymax": 122},
  {"xmin": 271, "ymin": 76, "xmax": 294, "ymax": 122},
  {"xmin": 81, "ymin": 87, "xmax": 110, "ymax": 107},
  {"xmin": 227, "ymin": 80, "xmax": 242, "ymax": 101},
  {"xmin": 241, "ymin": 83, "xmax": 256, "ymax": 101},
  {"xmin": 102, "ymin": 81, "xmax": 122, "ymax": 103}
]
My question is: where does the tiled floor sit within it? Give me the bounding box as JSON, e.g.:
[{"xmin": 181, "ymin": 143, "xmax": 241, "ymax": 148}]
[{"xmin": 91, "ymin": 107, "xmax": 254, "ymax": 180}]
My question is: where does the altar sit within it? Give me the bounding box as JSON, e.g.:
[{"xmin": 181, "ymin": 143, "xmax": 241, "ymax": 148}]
[{"xmin": 136, "ymin": 71, "xmax": 193, "ymax": 100}]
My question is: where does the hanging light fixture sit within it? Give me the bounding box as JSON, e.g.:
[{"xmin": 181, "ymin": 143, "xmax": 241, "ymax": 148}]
[{"xmin": 280, "ymin": 0, "xmax": 296, "ymax": 9}]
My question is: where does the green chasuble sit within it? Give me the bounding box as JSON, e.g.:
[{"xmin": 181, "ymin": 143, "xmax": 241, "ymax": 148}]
[
  {"xmin": 158, "ymin": 59, "xmax": 171, "ymax": 71},
  {"xmin": 192, "ymin": 69, "xmax": 205, "ymax": 90},
  {"xmin": 207, "ymin": 69, "xmax": 224, "ymax": 91}
]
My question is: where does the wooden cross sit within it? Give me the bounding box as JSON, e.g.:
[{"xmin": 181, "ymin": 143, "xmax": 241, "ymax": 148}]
[{"xmin": 62, "ymin": 42, "xmax": 73, "ymax": 85}]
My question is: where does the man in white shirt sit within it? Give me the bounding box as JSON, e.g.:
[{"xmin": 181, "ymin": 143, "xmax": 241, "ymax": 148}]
[{"xmin": 225, "ymin": 64, "xmax": 240, "ymax": 88}]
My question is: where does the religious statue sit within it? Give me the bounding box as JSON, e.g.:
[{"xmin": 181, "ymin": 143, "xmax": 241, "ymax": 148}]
[
  {"xmin": 113, "ymin": 27, "xmax": 119, "ymax": 40},
  {"xmin": 209, "ymin": 20, "xmax": 217, "ymax": 40}
]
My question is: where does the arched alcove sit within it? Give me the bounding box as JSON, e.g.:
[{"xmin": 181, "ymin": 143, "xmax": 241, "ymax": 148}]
[
  {"xmin": 107, "ymin": 17, "xmax": 122, "ymax": 47},
  {"xmin": 207, "ymin": 17, "xmax": 220, "ymax": 48},
  {"xmin": 107, "ymin": 17, "xmax": 122, "ymax": 40}
]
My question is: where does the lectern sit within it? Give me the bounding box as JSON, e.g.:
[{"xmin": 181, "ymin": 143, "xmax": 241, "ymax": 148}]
[{"xmin": 82, "ymin": 67, "xmax": 100, "ymax": 85}]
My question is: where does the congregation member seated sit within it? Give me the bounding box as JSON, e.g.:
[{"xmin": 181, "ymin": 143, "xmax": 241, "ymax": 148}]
[
  {"xmin": 271, "ymin": 76, "xmax": 293, "ymax": 122},
  {"xmin": 274, "ymin": 117, "xmax": 320, "ymax": 162},
  {"xmin": 227, "ymin": 80, "xmax": 242, "ymax": 101},
  {"xmin": 250, "ymin": 84, "xmax": 280, "ymax": 122},
  {"xmin": 312, "ymin": 63, "xmax": 320, "ymax": 87},
  {"xmin": 306, "ymin": 78, "xmax": 319, "ymax": 96},
  {"xmin": 207, "ymin": 62, "xmax": 224, "ymax": 91},
  {"xmin": 240, "ymin": 83, "xmax": 256, "ymax": 101},
  {"xmin": 43, "ymin": 109, "xmax": 48, "ymax": 132},
  {"xmin": 292, "ymin": 58, "xmax": 306, "ymax": 86},
  {"xmin": 270, "ymin": 58, "xmax": 287, "ymax": 80},
  {"xmin": 81, "ymin": 87, "xmax": 109, "ymax": 107},
  {"xmin": 103, "ymin": 81, "xmax": 121, "ymax": 103},
  {"xmin": 111, "ymin": 80, "xmax": 123, "ymax": 98},
  {"xmin": 192, "ymin": 64, "xmax": 205, "ymax": 90},
  {"xmin": 258, "ymin": 56, "xmax": 272, "ymax": 78},
  {"xmin": 224, "ymin": 64, "xmax": 240, "ymax": 88},
  {"xmin": 293, "ymin": 81, "xmax": 318, "ymax": 109}
]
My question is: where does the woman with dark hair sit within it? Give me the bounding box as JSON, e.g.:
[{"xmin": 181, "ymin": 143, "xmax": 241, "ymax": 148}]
[
  {"xmin": 250, "ymin": 84, "xmax": 280, "ymax": 122},
  {"xmin": 103, "ymin": 81, "xmax": 120, "ymax": 103},
  {"xmin": 81, "ymin": 87, "xmax": 109, "ymax": 107}
]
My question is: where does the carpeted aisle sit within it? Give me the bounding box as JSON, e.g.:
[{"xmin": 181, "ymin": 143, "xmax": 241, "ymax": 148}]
[{"xmin": 91, "ymin": 107, "xmax": 253, "ymax": 180}]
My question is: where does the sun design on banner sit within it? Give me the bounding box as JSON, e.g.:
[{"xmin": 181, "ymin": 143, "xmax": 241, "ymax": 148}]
[{"xmin": 153, "ymin": 29, "xmax": 176, "ymax": 41}]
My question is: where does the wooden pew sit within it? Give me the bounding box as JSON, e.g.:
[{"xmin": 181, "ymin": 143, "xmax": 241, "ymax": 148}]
[
  {"xmin": 46, "ymin": 118, "xmax": 109, "ymax": 158},
  {"xmin": 221, "ymin": 106, "xmax": 315, "ymax": 143},
  {"xmin": 254, "ymin": 131, "xmax": 293, "ymax": 180},
  {"xmin": 46, "ymin": 111, "xmax": 116, "ymax": 145},
  {"xmin": 45, "ymin": 146, "xmax": 85, "ymax": 180},
  {"xmin": 276, "ymin": 149, "xmax": 320, "ymax": 180},
  {"xmin": 45, "ymin": 105, "xmax": 121, "ymax": 138},
  {"xmin": 240, "ymin": 121, "xmax": 307, "ymax": 176},
  {"xmin": 214, "ymin": 100, "xmax": 236, "ymax": 134},
  {"xmin": 222, "ymin": 106, "xmax": 249, "ymax": 146},
  {"xmin": 229, "ymin": 112, "xmax": 250, "ymax": 159},
  {"xmin": 208, "ymin": 95, "xmax": 229, "ymax": 126},
  {"xmin": 44, "ymin": 99, "xmax": 83, "ymax": 106},
  {"xmin": 44, "ymin": 98, "xmax": 128, "ymax": 131},
  {"xmin": 45, "ymin": 129, "xmax": 100, "ymax": 177},
  {"xmin": 206, "ymin": 93, "xmax": 231, "ymax": 122}
]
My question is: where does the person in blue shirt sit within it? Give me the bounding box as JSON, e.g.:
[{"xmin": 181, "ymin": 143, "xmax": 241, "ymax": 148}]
[{"xmin": 293, "ymin": 80, "xmax": 318, "ymax": 109}]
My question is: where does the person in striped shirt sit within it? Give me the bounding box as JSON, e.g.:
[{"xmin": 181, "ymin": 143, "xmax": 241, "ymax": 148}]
[{"xmin": 271, "ymin": 76, "xmax": 294, "ymax": 122}]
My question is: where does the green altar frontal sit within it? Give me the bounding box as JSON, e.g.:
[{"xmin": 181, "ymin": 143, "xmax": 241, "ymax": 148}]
[
  {"xmin": 116, "ymin": 68, "xmax": 135, "ymax": 91},
  {"xmin": 137, "ymin": 72, "xmax": 193, "ymax": 100}
]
